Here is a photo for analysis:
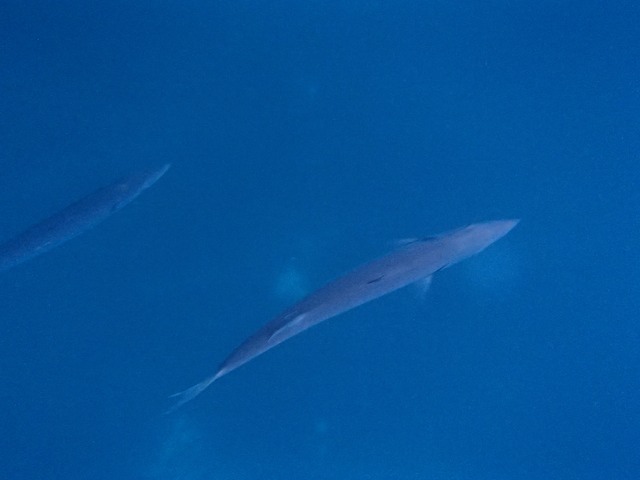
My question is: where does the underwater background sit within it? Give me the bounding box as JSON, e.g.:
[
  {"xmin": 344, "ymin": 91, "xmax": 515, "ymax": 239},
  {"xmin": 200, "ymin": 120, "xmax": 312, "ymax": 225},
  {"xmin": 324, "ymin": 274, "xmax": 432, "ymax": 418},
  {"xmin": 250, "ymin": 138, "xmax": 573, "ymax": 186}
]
[{"xmin": 1, "ymin": 1, "xmax": 638, "ymax": 479}]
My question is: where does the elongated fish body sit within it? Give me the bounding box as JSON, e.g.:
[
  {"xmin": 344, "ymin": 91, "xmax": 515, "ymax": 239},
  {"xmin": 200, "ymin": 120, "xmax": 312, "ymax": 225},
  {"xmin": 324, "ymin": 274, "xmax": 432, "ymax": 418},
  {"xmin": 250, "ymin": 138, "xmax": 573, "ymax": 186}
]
[
  {"xmin": 0, "ymin": 164, "xmax": 170, "ymax": 273},
  {"xmin": 168, "ymin": 219, "xmax": 519, "ymax": 411}
]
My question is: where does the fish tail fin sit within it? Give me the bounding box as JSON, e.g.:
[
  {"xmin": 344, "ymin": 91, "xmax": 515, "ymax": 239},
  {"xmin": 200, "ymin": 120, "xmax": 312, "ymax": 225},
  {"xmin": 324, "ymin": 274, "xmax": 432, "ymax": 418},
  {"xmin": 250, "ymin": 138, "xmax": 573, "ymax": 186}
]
[{"xmin": 164, "ymin": 374, "xmax": 218, "ymax": 414}]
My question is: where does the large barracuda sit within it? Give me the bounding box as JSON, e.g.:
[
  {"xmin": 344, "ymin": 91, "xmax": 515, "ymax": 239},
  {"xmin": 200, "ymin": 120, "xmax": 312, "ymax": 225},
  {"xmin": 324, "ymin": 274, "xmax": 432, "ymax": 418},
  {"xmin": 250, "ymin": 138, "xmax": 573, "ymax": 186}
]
[
  {"xmin": 169, "ymin": 219, "xmax": 519, "ymax": 412},
  {"xmin": 0, "ymin": 164, "xmax": 169, "ymax": 273}
]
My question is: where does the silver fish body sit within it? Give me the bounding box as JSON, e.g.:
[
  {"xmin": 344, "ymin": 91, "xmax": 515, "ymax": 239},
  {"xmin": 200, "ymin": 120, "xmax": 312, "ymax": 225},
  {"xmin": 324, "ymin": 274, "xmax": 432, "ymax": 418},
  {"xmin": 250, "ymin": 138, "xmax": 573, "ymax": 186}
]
[
  {"xmin": 0, "ymin": 164, "xmax": 169, "ymax": 273},
  {"xmin": 168, "ymin": 219, "xmax": 518, "ymax": 412}
]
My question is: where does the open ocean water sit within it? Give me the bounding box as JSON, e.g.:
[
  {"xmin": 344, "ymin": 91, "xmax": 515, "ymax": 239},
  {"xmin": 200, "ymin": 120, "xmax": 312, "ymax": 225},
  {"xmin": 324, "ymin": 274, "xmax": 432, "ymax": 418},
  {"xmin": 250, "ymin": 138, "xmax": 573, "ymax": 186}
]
[{"xmin": 1, "ymin": 2, "xmax": 638, "ymax": 479}]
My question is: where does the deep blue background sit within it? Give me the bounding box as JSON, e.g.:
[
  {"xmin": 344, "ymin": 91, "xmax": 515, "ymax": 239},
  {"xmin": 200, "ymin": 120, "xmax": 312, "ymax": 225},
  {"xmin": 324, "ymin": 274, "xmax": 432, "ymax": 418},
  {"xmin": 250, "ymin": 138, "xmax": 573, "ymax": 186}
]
[{"xmin": 1, "ymin": 1, "xmax": 638, "ymax": 479}]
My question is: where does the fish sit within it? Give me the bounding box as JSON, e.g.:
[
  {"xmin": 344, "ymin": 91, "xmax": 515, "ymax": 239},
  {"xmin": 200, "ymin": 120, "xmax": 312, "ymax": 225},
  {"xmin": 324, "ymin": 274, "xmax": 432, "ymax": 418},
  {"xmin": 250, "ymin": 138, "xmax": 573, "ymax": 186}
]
[
  {"xmin": 0, "ymin": 164, "xmax": 170, "ymax": 273},
  {"xmin": 168, "ymin": 219, "xmax": 519, "ymax": 412}
]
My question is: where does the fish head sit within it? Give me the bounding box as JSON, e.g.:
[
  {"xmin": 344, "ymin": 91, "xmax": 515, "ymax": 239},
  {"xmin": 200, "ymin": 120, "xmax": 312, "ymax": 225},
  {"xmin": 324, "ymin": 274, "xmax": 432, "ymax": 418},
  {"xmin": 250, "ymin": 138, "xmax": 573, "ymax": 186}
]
[
  {"xmin": 110, "ymin": 164, "xmax": 171, "ymax": 208},
  {"xmin": 447, "ymin": 219, "xmax": 519, "ymax": 259},
  {"xmin": 126, "ymin": 164, "xmax": 171, "ymax": 193}
]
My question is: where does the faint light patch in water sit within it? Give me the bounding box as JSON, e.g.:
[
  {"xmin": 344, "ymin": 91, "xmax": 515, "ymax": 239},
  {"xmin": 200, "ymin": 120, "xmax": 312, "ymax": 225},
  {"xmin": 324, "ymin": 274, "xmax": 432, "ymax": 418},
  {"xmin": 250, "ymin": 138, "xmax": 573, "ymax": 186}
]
[
  {"xmin": 273, "ymin": 260, "xmax": 310, "ymax": 303},
  {"xmin": 144, "ymin": 415, "xmax": 207, "ymax": 479},
  {"xmin": 311, "ymin": 417, "xmax": 331, "ymax": 462},
  {"xmin": 291, "ymin": 74, "xmax": 322, "ymax": 103},
  {"xmin": 461, "ymin": 245, "xmax": 521, "ymax": 302},
  {"xmin": 143, "ymin": 415, "xmax": 249, "ymax": 480},
  {"xmin": 314, "ymin": 418, "xmax": 329, "ymax": 435}
]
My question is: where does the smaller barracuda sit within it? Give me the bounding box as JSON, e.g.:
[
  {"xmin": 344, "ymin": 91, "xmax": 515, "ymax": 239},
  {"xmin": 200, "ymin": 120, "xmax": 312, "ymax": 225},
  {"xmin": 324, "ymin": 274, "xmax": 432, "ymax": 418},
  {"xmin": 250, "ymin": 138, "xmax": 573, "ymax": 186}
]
[
  {"xmin": 169, "ymin": 219, "xmax": 519, "ymax": 412},
  {"xmin": 0, "ymin": 164, "xmax": 170, "ymax": 273}
]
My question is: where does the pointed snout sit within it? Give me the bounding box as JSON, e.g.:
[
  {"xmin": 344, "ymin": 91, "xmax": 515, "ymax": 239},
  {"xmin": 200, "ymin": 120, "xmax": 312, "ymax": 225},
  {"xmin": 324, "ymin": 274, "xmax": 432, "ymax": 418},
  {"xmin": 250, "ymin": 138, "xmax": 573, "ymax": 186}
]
[
  {"xmin": 461, "ymin": 219, "xmax": 519, "ymax": 254},
  {"xmin": 488, "ymin": 219, "xmax": 520, "ymax": 239}
]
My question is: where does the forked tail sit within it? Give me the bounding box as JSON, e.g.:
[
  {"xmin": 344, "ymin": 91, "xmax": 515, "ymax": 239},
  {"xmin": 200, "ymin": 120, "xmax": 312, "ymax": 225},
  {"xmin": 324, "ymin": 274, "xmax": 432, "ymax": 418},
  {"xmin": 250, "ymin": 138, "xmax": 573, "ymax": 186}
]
[{"xmin": 165, "ymin": 374, "xmax": 218, "ymax": 414}]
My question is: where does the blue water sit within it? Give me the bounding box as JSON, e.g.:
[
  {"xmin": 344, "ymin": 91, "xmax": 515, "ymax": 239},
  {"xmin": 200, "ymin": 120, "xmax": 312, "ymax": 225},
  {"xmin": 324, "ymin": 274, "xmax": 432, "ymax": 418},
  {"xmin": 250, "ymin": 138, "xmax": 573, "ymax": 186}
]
[{"xmin": 1, "ymin": 2, "xmax": 638, "ymax": 479}]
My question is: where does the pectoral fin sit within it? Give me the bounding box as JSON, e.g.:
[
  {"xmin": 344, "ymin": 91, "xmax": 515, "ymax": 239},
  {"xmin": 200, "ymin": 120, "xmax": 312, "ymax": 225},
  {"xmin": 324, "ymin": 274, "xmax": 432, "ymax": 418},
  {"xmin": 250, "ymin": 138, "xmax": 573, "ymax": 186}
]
[{"xmin": 417, "ymin": 275, "xmax": 433, "ymax": 295}]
